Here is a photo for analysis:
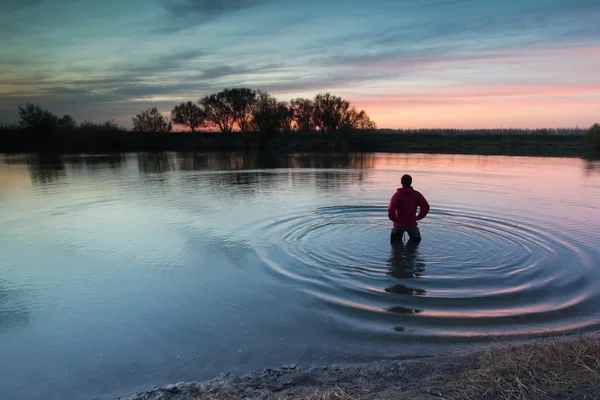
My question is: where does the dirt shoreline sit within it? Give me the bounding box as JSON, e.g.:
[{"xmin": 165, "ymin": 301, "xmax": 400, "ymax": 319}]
[
  {"xmin": 116, "ymin": 351, "xmax": 478, "ymax": 400},
  {"xmin": 116, "ymin": 332, "xmax": 600, "ymax": 400}
]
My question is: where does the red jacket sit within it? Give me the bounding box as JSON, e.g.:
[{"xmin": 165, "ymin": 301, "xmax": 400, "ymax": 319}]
[{"xmin": 388, "ymin": 186, "xmax": 430, "ymax": 227}]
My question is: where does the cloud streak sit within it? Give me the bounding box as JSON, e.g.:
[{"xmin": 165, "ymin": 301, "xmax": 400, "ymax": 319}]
[{"xmin": 157, "ymin": 0, "xmax": 270, "ymax": 32}]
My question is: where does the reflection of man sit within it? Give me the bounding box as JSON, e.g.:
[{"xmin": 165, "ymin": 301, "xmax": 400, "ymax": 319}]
[
  {"xmin": 388, "ymin": 174, "xmax": 430, "ymax": 242},
  {"xmin": 387, "ymin": 239, "xmax": 425, "ymax": 280}
]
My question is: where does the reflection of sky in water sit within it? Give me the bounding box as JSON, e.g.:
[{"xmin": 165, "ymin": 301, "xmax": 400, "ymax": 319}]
[
  {"xmin": 0, "ymin": 280, "xmax": 29, "ymax": 332},
  {"xmin": 0, "ymin": 152, "xmax": 599, "ymax": 400}
]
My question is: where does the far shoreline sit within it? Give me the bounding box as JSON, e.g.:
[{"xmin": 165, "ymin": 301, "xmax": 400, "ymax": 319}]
[{"xmin": 1, "ymin": 130, "xmax": 596, "ymax": 159}]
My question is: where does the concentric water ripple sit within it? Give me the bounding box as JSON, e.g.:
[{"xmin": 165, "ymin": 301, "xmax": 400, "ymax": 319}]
[{"xmin": 254, "ymin": 204, "xmax": 598, "ymax": 339}]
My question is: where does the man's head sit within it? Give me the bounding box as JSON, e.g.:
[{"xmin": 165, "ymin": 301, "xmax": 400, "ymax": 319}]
[{"xmin": 401, "ymin": 174, "xmax": 412, "ymax": 187}]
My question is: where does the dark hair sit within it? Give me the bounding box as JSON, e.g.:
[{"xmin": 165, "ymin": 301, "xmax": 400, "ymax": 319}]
[{"xmin": 401, "ymin": 174, "xmax": 412, "ymax": 187}]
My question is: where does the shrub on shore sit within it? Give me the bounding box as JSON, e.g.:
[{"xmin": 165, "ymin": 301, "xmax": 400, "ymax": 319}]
[
  {"xmin": 79, "ymin": 120, "xmax": 124, "ymax": 132},
  {"xmin": 586, "ymin": 123, "xmax": 600, "ymax": 149}
]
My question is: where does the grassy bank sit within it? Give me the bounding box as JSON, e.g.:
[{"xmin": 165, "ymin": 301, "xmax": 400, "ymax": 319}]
[
  {"xmin": 0, "ymin": 128, "xmax": 590, "ymax": 157},
  {"xmin": 450, "ymin": 335, "xmax": 600, "ymax": 399},
  {"xmin": 122, "ymin": 333, "xmax": 600, "ymax": 400}
]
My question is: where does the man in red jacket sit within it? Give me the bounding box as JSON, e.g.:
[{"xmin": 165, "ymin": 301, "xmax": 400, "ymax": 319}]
[{"xmin": 388, "ymin": 174, "xmax": 430, "ymax": 242}]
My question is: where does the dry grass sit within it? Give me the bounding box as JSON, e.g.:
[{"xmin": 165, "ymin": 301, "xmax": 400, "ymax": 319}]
[
  {"xmin": 452, "ymin": 334, "xmax": 600, "ymax": 400},
  {"xmin": 195, "ymin": 387, "xmax": 360, "ymax": 400},
  {"xmin": 195, "ymin": 395, "xmax": 237, "ymax": 400},
  {"xmin": 300, "ymin": 387, "xmax": 360, "ymax": 400}
]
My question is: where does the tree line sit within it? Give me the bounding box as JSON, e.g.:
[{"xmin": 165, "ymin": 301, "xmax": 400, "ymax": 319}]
[
  {"xmin": 166, "ymin": 88, "xmax": 376, "ymax": 134},
  {"xmin": 2, "ymin": 102, "xmax": 125, "ymax": 132},
  {"xmin": 3, "ymin": 88, "xmax": 377, "ymax": 135},
  {"xmin": 2, "ymin": 87, "xmax": 598, "ymax": 151}
]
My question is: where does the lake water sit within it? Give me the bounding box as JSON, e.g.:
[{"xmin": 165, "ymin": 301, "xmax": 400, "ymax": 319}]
[{"xmin": 1, "ymin": 152, "xmax": 600, "ymax": 400}]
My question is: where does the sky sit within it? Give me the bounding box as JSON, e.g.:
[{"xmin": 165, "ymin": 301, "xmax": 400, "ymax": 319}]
[{"xmin": 1, "ymin": 0, "xmax": 600, "ymax": 129}]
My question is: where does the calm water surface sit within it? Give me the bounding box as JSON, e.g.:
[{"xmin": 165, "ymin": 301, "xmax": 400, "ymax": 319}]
[{"xmin": 1, "ymin": 152, "xmax": 600, "ymax": 400}]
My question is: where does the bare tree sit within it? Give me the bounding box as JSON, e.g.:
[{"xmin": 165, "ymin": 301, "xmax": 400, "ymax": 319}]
[
  {"xmin": 132, "ymin": 107, "xmax": 172, "ymax": 132},
  {"xmin": 355, "ymin": 114, "xmax": 377, "ymax": 131},
  {"xmin": 277, "ymin": 102, "xmax": 295, "ymax": 133},
  {"xmin": 199, "ymin": 93, "xmax": 235, "ymax": 133},
  {"xmin": 313, "ymin": 93, "xmax": 352, "ymax": 133},
  {"xmin": 171, "ymin": 101, "xmax": 206, "ymax": 132},
  {"xmin": 18, "ymin": 103, "xmax": 60, "ymax": 131},
  {"xmin": 311, "ymin": 94, "xmax": 375, "ymax": 133},
  {"xmin": 223, "ymin": 88, "xmax": 257, "ymax": 132},
  {"xmin": 58, "ymin": 115, "xmax": 76, "ymax": 130},
  {"xmin": 251, "ymin": 91, "xmax": 280, "ymax": 134},
  {"xmin": 340, "ymin": 106, "xmax": 377, "ymax": 131},
  {"xmin": 290, "ymin": 98, "xmax": 314, "ymax": 132}
]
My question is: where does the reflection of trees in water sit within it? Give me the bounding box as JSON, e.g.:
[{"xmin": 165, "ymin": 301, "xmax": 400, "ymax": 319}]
[
  {"xmin": 10, "ymin": 154, "xmax": 128, "ymax": 186},
  {"xmin": 288, "ymin": 153, "xmax": 375, "ymax": 169},
  {"xmin": 137, "ymin": 152, "xmax": 288, "ymax": 173},
  {"xmin": 2, "ymin": 154, "xmax": 31, "ymax": 166},
  {"xmin": 235, "ymin": 152, "xmax": 286, "ymax": 170},
  {"xmin": 24, "ymin": 153, "xmax": 130, "ymax": 184},
  {"xmin": 64, "ymin": 154, "xmax": 126, "ymax": 173},
  {"xmin": 199, "ymin": 169, "xmax": 367, "ymax": 196},
  {"xmin": 200, "ymin": 172, "xmax": 278, "ymax": 199},
  {"xmin": 584, "ymin": 159, "xmax": 600, "ymax": 176},
  {"xmin": 189, "ymin": 152, "xmax": 286, "ymax": 171},
  {"xmin": 137, "ymin": 153, "xmax": 176, "ymax": 174},
  {"xmin": 135, "ymin": 152, "xmax": 376, "ymax": 195},
  {"xmin": 385, "ymin": 240, "xmax": 427, "ymax": 329},
  {"xmin": 0, "ymin": 279, "xmax": 29, "ymax": 332},
  {"xmin": 286, "ymin": 153, "xmax": 375, "ymax": 191},
  {"xmin": 202, "ymin": 152, "xmax": 375, "ymax": 171},
  {"xmin": 27, "ymin": 153, "xmax": 66, "ymax": 185},
  {"xmin": 136, "ymin": 152, "xmax": 281, "ymax": 196},
  {"xmin": 136, "ymin": 152, "xmax": 377, "ymax": 173},
  {"xmin": 314, "ymin": 170, "xmax": 367, "ymax": 191},
  {"xmin": 178, "ymin": 153, "xmax": 210, "ymax": 171},
  {"xmin": 276, "ymin": 170, "xmax": 364, "ymax": 191}
]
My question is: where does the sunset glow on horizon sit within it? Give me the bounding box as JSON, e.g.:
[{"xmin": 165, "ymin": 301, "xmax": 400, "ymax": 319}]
[{"xmin": 1, "ymin": 0, "xmax": 600, "ymax": 129}]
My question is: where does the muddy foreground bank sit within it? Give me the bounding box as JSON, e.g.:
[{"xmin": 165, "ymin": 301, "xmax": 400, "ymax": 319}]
[{"xmin": 117, "ymin": 333, "xmax": 600, "ymax": 400}]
